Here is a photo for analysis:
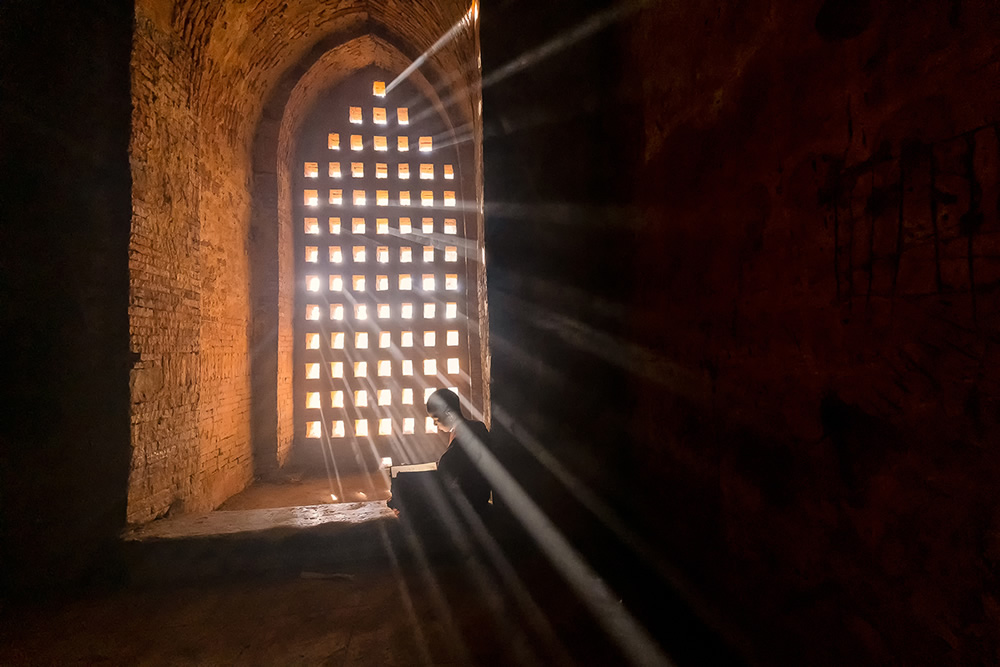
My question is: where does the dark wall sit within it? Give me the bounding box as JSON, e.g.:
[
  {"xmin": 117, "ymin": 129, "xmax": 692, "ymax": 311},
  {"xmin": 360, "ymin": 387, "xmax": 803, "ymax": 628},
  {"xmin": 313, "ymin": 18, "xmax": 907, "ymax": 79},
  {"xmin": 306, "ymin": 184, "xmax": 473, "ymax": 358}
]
[
  {"xmin": 0, "ymin": 1, "xmax": 133, "ymax": 594},
  {"xmin": 483, "ymin": 0, "xmax": 1000, "ymax": 664}
]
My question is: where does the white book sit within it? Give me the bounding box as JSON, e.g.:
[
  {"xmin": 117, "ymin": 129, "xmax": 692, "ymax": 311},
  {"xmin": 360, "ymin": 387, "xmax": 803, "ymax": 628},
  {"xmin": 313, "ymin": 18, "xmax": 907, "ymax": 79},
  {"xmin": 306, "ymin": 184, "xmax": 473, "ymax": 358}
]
[{"xmin": 390, "ymin": 461, "xmax": 438, "ymax": 478}]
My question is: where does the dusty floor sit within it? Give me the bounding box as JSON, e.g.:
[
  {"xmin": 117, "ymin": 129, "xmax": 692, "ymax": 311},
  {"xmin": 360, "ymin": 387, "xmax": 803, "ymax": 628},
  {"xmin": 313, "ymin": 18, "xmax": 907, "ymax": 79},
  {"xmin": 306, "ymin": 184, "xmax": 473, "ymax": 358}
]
[{"xmin": 219, "ymin": 471, "xmax": 391, "ymax": 511}]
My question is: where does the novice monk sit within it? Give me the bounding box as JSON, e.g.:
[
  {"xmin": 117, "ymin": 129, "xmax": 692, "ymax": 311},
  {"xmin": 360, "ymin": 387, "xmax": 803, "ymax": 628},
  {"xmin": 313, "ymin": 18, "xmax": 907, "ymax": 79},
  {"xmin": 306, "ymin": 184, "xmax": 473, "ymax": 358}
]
[{"xmin": 426, "ymin": 388, "xmax": 492, "ymax": 514}]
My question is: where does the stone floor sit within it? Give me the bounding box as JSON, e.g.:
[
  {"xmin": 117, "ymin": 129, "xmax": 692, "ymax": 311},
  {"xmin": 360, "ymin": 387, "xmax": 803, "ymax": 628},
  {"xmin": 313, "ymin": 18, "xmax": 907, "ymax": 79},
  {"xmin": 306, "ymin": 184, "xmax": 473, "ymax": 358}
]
[{"xmin": 218, "ymin": 471, "xmax": 391, "ymax": 511}]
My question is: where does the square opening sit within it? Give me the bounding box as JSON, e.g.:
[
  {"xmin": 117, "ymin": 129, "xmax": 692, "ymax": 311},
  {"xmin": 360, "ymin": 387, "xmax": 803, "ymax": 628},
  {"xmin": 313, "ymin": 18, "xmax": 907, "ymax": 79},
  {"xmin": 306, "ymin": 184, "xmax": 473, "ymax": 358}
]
[
  {"xmin": 378, "ymin": 389, "xmax": 391, "ymax": 405},
  {"xmin": 376, "ymin": 218, "xmax": 389, "ymax": 234},
  {"xmin": 329, "ymin": 246, "xmax": 343, "ymax": 263},
  {"xmin": 373, "ymin": 107, "xmax": 387, "ymax": 125},
  {"xmin": 446, "ymin": 330, "xmax": 459, "ymax": 346},
  {"xmin": 332, "ymin": 420, "xmax": 346, "ymax": 438},
  {"xmin": 397, "ymin": 136, "xmax": 409, "ymax": 152},
  {"xmin": 398, "ymin": 108, "xmax": 409, "ymax": 124},
  {"xmin": 399, "ymin": 274, "xmax": 412, "ymax": 290},
  {"xmin": 376, "ymin": 275, "xmax": 388, "ymax": 291},
  {"xmin": 378, "ymin": 418, "xmax": 392, "ymax": 435},
  {"xmin": 424, "ymin": 331, "xmax": 436, "ymax": 346},
  {"xmin": 401, "ymin": 331, "xmax": 414, "ymax": 347},
  {"xmin": 305, "ymin": 363, "xmax": 320, "ymax": 379},
  {"xmin": 352, "ymin": 246, "xmax": 366, "ymax": 262},
  {"xmin": 399, "ymin": 217, "xmax": 412, "ymax": 234},
  {"xmin": 351, "ymin": 135, "xmax": 363, "ymax": 151},
  {"xmin": 424, "ymin": 302, "xmax": 435, "ymax": 318},
  {"xmin": 377, "ymin": 303, "xmax": 390, "ymax": 319},
  {"xmin": 398, "ymin": 164, "xmax": 410, "ymax": 179},
  {"xmin": 376, "ymin": 190, "xmax": 389, "ymax": 206},
  {"xmin": 444, "ymin": 164, "xmax": 454, "ymax": 179},
  {"xmin": 353, "ymin": 189, "xmax": 366, "ymax": 206},
  {"xmin": 305, "ymin": 304, "xmax": 320, "ymax": 321},
  {"xmin": 399, "ymin": 191, "xmax": 411, "ymax": 206},
  {"xmin": 328, "ymin": 133, "xmax": 340, "ymax": 150},
  {"xmin": 331, "ymin": 304, "xmax": 345, "ymax": 320},
  {"xmin": 374, "ymin": 136, "xmax": 388, "ymax": 151},
  {"xmin": 445, "ymin": 246, "xmax": 458, "ymax": 261},
  {"xmin": 379, "ymin": 331, "xmax": 391, "ymax": 348},
  {"xmin": 447, "ymin": 358, "xmax": 460, "ymax": 374},
  {"xmin": 354, "ymin": 361, "xmax": 368, "ymax": 378},
  {"xmin": 306, "ymin": 421, "xmax": 321, "ymax": 438},
  {"xmin": 355, "ymin": 332, "xmax": 368, "ymax": 349},
  {"xmin": 329, "ymin": 189, "xmax": 342, "ymax": 205},
  {"xmin": 402, "ymin": 388, "xmax": 414, "ymax": 405},
  {"xmin": 352, "ymin": 274, "xmax": 366, "ymax": 291},
  {"xmin": 423, "ymin": 246, "xmax": 435, "ymax": 262},
  {"xmin": 443, "ymin": 219, "xmax": 457, "ymax": 234},
  {"xmin": 349, "ymin": 106, "xmax": 362, "ymax": 123},
  {"xmin": 422, "ymin": 218, "xmax": 434, "ymax": 233},
  {"xmin": 332, "ymin": 390, "xmax": 344, "ymax": 408},
  {"xmin": 422, "ymin": 274, "xmax": 435, "ymax": 291},
  {"xmin": 329, "ymin": 275, "xmax": 343, "ymax": 291},
  {"xmin": 355, "ymin": 389, "xmax": 368, "ymax": 407},
  {"xmin": 376, "ymin": 163, "xmax": 388, "ymax": 178},
  {"xmin": 420, "ymin": 164, "xmax": 434, "ymax": 180},
  {"xmin": 329, "ymin": 217, "xmax": 341, "ymax": 234},
  {"xmin": 401, "ymin": 303, "xmax": 414, "ymax": 319},
  {"xmin": 419, "ymin": 136, "xmax": 433, "ymax": 152},
  {"xmin": 351, "ymin": 162, "xmax": 364, "ymax": 178},
  {"xmin": 331, "ymin": 361, "xmax": 344, "ymax": 378},
  {"xmin": 304, "ymin": 190, "xmax": 319, "ymax": 206},
  {"xmin": 305, "ymin": 246, "xmax": 319, "ymax": 263},
  {"xmin": 445, "ymin": 274, "xmax": 458, "ymax": 290},
  {"xmin": 373, "ymin": 81, "xmax": 386, "ymax": 96},
  {"xmin": 423, "ymin": 359, "xmax": 437, "ymax": 376},
  {"xmin": 376, "ymin": 246, "xmax": 389, "ymax": 263},
  {"xmin": 400, "ymin": 247, "xmax": 412, "ymax": 263},
  {"xmin": 444, "ymin": 191, "xmax": 456, "ymax": 207},
  {"xmin": 329, "ymin": 162, "xmax": 342, "ymax": 178},
  {"xmin": 352, "ymin": 217, "xmax": 365, "ymax": 233},
  {"xmin": 306, "ymin": 333, "xmax": 320, "ymax": 349},
  {"xmin": 304, "ymin": 162, "xmax": 319, "ymax": 178},
  {"xmin": 421, "ymin": 191, "xmax": 433, "ymax": 206},
  {"xmin": 424, "ymin": 387, "xmax": 436, "ymax": 404},
  {"xmin": 304, "ymin": 217, "xmax": 319, "ymax": 234},
  {"xmin": 425, "ymin": 416, "xmax": 437, "ymax": 434},
  {"xmin": 402, "ymin": 359, "xmax": 413, "ymax": 376},
  {"xmin": 403, "ymin": 417, "xmax": 415, "ymax": 435},
  {"xmin": 331, "ymin": 332, "xmax": 345, "ymax": 349},
  {"xmin": 354, "ymin": 304, "xmax": 368, "ymax": 320},
  {"xmin": 445, "ymin": 302, "xmax": 457, "ymax": 318},
  {"xmin": 306, "ymin": 275, "xmax": 320, "ymax": 292},
  {"xmin": 378, "ymin": 360, "xmax": 391, "ymax": 376},
  {"xmin": 355, "ymin": 419, "xmax": 369, "ymax": 436}
]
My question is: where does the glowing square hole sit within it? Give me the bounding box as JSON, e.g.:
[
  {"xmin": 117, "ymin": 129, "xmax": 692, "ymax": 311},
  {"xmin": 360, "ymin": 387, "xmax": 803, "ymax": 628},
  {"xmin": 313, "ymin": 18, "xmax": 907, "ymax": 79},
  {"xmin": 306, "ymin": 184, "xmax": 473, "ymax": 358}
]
[
  {"xmin": 443, "ymin": 219, "xmax": 457, "ymax": 234},
  {"xmin": 306, "ymin": 421, "xmax": 321, "ymax": 438},
  {"xmin": 306, "ymin": 275, "xmax": 320, "ymax": 292},
  {"xmin": 377, "ymin": 389, "xmax": 391, "ymax": 405},
  {"xmin": 446, "ymin": 330, "xmax": 459, "ymax": 346},
  {"xmin": 329, "ymin": 217, "xmax": 341, "ymax": 234},
  {"xmin": 376, "ymin": 247, "xmax": 389, "ymax": 263},
  {"xmin": 376, "ymin": 218, "xmax": 389, "ymax": 234},
  {"xmin": 331, "ymin": 361, "xmax": 344, "ymax": 378},
  {"xmin": 330, "ymin": 275, "xmax": 343, "ymax": 291},
  {"xmin": 306, "ymin": 392, "xmax": 321, "ymax": 409},
  {"xmin": 402, "ymin": 359, "xmax": 413, "ymax": 376},
  {"xmin": 420, "ymin": 164, "xmax": 434, "ymax": 180},
  {"xmin": 398, "ymin": 164, "xmax": 410, "ymax": 179},
  {"xmin": 445, "ymin": 274, "xmax": 458, "ymax": 290},
  {"xmin": 305, "ymin": 304, "xmax": 320, "ymax": 321},
  {"xmin": 332, "ymin": 390, "xmax": 344, "ymax": 408},
  {"xmin": 351, "ymin": 135, "xmax": 363, "ymax": 151},
  {"xmin": 450, "ymin": 385, "xmax": 458, "ymax": 397},
  {"xmin": 331, "ymin": 332, "xmax": 345, "ymax": 349},
  {"xmin": 403, "ymin": 417, "xmax": 415, "ymax": 435},
  {"xmin": 444, "ymin": 164, "xmax": 454, "ymax": 180},
  {"xmin": 399, "ymin": 191, "xmax": 411, "ymax": 206},
  {"xmin": 419, "ymin": 136, "xmax": 433, "ymax": 152},
  {"xmin": 445, "ymin": 246, "xmax": 458, "ymax": 262},
  {"xmin": 376, "ymin": 190, "xmax": 389, "ymax": 206},
  {"xmin": 352, "ymin": 275, "xmax": 366, "ymax": 291},
  {"xmin": 354, "ymin": 361, "xmax": 367, "ymax": 377},
  {"xmin": 421, "ymin": 191, "xmax": 433, "ymax": 206},
  {"xmin": 444, "ymin": 191, "xmax": 456, "ymax": 207},
  {"xmin": 397, "ymin": 136, "xmax": 409, "ymax": 151},
  {"xmin": 352, "ymin": 217, "xmax": 365, "ymax": 234},
  {"xmin": 328, "ymin": 133, "xmax": 340, "ymax": 150},
  {"xmin": 373, "ymin": 108, "xmax": 387, "ymax": 125},
  {"xmin": 353, "ymin": 190, "xmax": 366, "ymax": 206},
  {"xmin": 424, "ymin": 303, "xmax": 435, "ymax": 318},
  {"xmin": 304, "ymin": 162, "xmax": 318, "ymax": 178},
  {"xmin": 423, "ymin": 359, "xmax": 437, "ymax": 376},
  {"xmin": 398, "ymin": 108, "xmax": 409, "ymax": 124},
  {"xmin": 401, "ymin": 331, "xmax": 414, "ymax": 347},
  {"xmin": 329, "ymin": 189, "xmax": 342, "ymax": 205},
  {"xmin": 355, "ymin": 419, "xmax": 369, "ymax": 436},
  {"xmin": 332, "ymin": 420, "xmax": 346, "ymax": 438},
  {"xmin": 373, "ymin": 81, "xmax": 386, "ymax": 96},
  {"xmin": 445, "ymin": 303, "xmax": 457, "ymax": 318},
  {"xmin": 329, "ymin": 246, "xmax": 343, "ymax": 263},
  {"xmin": 355, "ymin": 389, "xmax": 368, "ymax": 407},
  {"xmin": 401, "ymin": 303, "xmax": 414, "ymax": 319},
  {"xmin": 378, "ymin": 359, "xmax": 391, "ymax": 376},
  {"xmin": 422, "ymin": 274, "xmax": 435, "ymax": 291},
  {"xmin": 425, "ymin": 416, "xmax": 437, "ymax": 434},
  {"xmin": 304, "ymin": 218, "xmax": 319, "ymax": 234},
  {"xmin": 400, "ymin": 247, "xmax": 412, "ymax": 263},
  {"xmin": 304, "ymin": 190, "xmax": 319, "ymax": 206},
  {"xmin": 424, "ymin": 331, "xmax": 436, "ymax": 346},
  {"xmin": 399, "ymin": 217, "xmax": 412, "ymax": 233},
  {"xmin": 353, "ymin": 246, "xmax": 366, "ymax": 262},
  {"xmin": 399, "ymin": 274, "xmax": 412, "ymax": 290},
  {"xmin": 402, "ymin": 388, "xmax": 414, "ymax": 405},
  {"xmin": 329, "ymin": 162, "xmax": 342, "ymax": 178},
  {"xmin": 305, "ymin": 363, "xmax": 320, "ymax": 379},
  {"xmin": 379, "ymin": 418, "xmax": 392, "ymax": 436},
  {"xmin": 447, "ymin": 358, "xmax": 460, "ymax": 374},
  {"xmin": 376, "ymin": 275, "xmax": 388, "ymax": 291},
  {"xmin": 306, "ymin": 333, "xmax": 320, "ymax": 350},
  {"xmin": 379, "ymin": 331, "xmax": 391, "ymax": 348},
  {"xmin": 351, "ymin": 162, "xmax": 364, "ymax": 178},
  {"xmin": 377, "ymin": 304, "xmax": 390, "ymax": 319},
  {"xmin": 424, "ymin": 387, "xmax": 436, "ymax": 404},
  {"xmin": 355, "ymin": 304, "xmax": 368, "ymax": 320},
  {"xmin": 424, "ymin": 246, "xmax": 434, "ymax": 262},
  {"xmin": 374, "ymin": 136, "xmax": 388, "ymax": 151},
  {"xmin": 349, "ymin": 106, "xmax": 362, "ymax": 123},
  {"xmin": 422, "ymin": 218, "xmax": 434, "ymax": 234},
  {"xmin": 376, "ymin": 163, "xmax": 388, "ymax": 178},
  {"xmin": 330, "ymin": 304, "xmax": 344, "ymax": 320},
  {"xmin": 355, "ymin": 332, "xmax": 368, "ymax": 349}
]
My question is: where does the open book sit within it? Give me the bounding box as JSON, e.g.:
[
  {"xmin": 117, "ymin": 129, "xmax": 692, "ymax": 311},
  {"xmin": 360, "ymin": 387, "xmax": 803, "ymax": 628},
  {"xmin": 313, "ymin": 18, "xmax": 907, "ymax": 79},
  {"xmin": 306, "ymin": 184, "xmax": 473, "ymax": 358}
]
[{"xmin": 389, "ymin": 461, "xmax": 438, "ymax": 478}]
